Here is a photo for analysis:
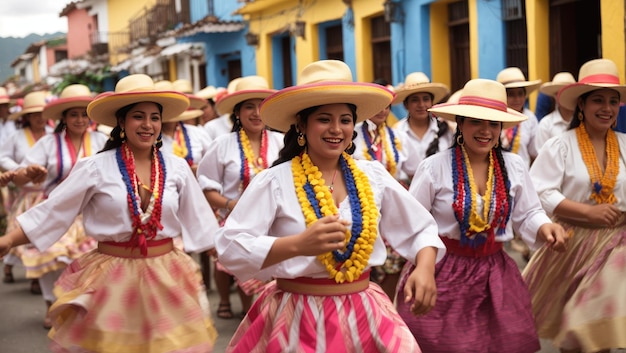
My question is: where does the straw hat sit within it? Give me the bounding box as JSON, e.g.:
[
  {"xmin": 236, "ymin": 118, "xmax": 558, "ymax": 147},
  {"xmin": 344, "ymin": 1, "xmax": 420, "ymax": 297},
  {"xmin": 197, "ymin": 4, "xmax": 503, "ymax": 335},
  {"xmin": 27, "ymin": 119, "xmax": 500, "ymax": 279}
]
[
  {"xmin": 392, "ymin": 72, "xmax": 449, "ymax": 105},
  {"xmin": 9, "ymin": 91, "xmax": 48, "ymax": 120},
  {"xmin": 0, "ymin": 87, "xmax": 9, "ymax": 105},
  {"xmin": 215, "ymin": 75, "xmax": 276, "ymax": 116},
  {"xmin": 172, "ymin": 79, "xmax": 193, "ymax": 94},
  {"xmin": 539, "ymin": 72, "xmax": 576, "ymax": 98},
  {"xmin": 42, "ymin": 84, "xmax": 93, "ymax": 120},
  {"xmin": 261, "ymin": 60, "xmax": 395, "ymax": 133},
  {"xmin": 157, "ymin": 80, "xmax": 205, "ymax": 109},
  {"xmin": 496, "ymin": 67, "xmax": 542, "ymax": 94},
  {"xmin": 87, "ymin": 74, "xmax": 189, "ymax": 127},
  {"xmin": 196, "ymin": 85, "xmax": 219, "ymax": 101},
  {"xmin": 557, "ymin": 58, "xmax": 626, "ymax": 111},
  {"xmin": 428, "ymin": 79, "xmax": 527, "ymax": 129},
  {"xmin": 151, "ymin": 80, "xmax": 203, "ymax": 123}
]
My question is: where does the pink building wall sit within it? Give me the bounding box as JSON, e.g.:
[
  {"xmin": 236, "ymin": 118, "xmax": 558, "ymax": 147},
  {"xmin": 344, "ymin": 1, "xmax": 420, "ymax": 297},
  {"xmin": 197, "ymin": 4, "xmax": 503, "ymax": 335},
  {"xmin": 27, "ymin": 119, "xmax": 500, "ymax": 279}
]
[{"xmin": 65, "ymin": 7, "xmax": 97, "ymax": 59}]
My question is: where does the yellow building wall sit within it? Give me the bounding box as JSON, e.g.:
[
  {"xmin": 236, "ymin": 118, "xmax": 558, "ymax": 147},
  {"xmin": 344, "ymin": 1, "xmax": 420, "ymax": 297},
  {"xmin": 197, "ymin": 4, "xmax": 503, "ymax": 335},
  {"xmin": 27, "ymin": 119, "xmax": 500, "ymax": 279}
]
[
  {"xmin": 600, "ymin": 0, "xmax": 625, "ymax": 82},
  {"xmin": 525, "ymin": 0, "xmax": 550, "ymax": 110},
  {"xmin": 108, "ymin": 0, "xmax": 157, "ymax": 65},
  {"xmin": 430, "ymin": 2, "xmax": 451, "ymax": 88}
]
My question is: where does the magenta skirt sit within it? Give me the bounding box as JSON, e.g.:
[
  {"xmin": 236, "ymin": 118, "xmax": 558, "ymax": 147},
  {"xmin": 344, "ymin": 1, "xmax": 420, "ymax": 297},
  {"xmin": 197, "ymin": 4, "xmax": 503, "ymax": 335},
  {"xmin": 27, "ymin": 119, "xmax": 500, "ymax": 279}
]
[
  {"xmin": 226, "ymin": 279, "xmax": 421, "ymax": 353},
  {"xmin": 396, "ymin": 246, "xmax": 540, "ymax": 353}
]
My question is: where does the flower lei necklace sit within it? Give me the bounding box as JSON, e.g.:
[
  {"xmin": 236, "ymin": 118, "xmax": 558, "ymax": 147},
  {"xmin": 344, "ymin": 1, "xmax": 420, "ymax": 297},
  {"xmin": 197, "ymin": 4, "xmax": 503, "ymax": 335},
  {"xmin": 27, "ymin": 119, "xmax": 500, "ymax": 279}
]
[
  {"xmin": 292, "ymin": 152, "xmax": 378, "ymax": 283},
  {"xmin": 576, "ymin": 123, "xmax": 619, "ymax": 204},
  {"xmin": 116, "ymin": 142, "xmax": 166, "ymax": 256},
  {"xmin": 501, "ymin": 125, "xmax": 521, "ymax": 153},
  {"xmin": 451, "ymin": 145, "xmax": 511, "ymax": 247},
  {"xmin": 362, "ymin": 123, "xmax": 401, "ymax": 176},
  {"xmin": 238, "ymin": 129, "xmax": 268, "ymax": 190},
  {"xmin": 172, "ymin": 122, "xmax": 193, "ymax": 166}
]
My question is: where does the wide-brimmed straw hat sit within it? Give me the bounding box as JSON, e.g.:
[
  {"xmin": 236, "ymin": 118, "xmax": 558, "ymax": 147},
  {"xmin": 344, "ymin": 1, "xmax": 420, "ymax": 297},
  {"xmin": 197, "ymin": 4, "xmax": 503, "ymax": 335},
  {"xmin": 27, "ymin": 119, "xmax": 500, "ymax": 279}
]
[
  {"xmin": 0, "ymin": 87, "xmax": 9, "ymax": 105},
  {"xmin": 42, "ymin": 84, "xmax": 93, "ymax": 121},
  {"xmin": 392, "ymin": 72, "xmax": 449, "ymax": 105},
  {"xmin": 428, "ymin": 79, "xmax": 527, "ymax": 129},
  {"xmin": 87, "ymin": 74, "xmax": 189, "ymax": 127},
  {"xmin": 156, "ymin": 80, "xmax": 205, "ymax": 110},
  {"xmin": 9, "ymin": 91, "xmax": 49, "ymax": 120},
  {"xmin": 261, "ymin": 60, "xmax": 395, "ymax": 132},
  {"xmin": 539, "ymin": 72, "xmax": 576, "ymax": 98},
  {"xmin": 196, "ymin": 85, "xmax": 219, "ymax": 101},
  {"xmin": 496, "ymin": 67, "xmax": 542, "ymax": 94},
  {"xmin": 215, "ymin": 75, "xmax": 276, "ymax": 116},
  {"xmin": 557, "ymin": 58, "xmax": 626, "ymax": 111}
]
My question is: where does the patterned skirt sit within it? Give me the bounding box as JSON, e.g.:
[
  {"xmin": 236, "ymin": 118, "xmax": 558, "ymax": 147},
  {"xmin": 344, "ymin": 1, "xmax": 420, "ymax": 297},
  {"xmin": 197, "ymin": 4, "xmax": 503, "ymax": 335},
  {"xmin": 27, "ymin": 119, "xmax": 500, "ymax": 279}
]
[
  {"xmin": 522, "ymin": 217, "xmax": 626, "ymax": 352},
  {"xmin": 396, "ymin": 245, "xmax": 540, "ymax": 353},
  {"xmin": 47, "ymin": 245, "xmax": 217, "ymax": 353},
  {"xmin": 225, "ymin": 279, "xmax": 420, "ymax": 353}
]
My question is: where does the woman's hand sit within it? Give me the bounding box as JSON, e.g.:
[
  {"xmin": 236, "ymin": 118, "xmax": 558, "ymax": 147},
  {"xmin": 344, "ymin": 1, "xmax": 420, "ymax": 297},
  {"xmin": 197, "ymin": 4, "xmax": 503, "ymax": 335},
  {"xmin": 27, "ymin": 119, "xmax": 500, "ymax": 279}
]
[
  {"xmin": 0, "ymin": 170, "xmax": 16, "ymax": 186},
  {"xmin": 22, "ymin": 165, "xmax": 48, "ymax": 184},
  {"xmin": 295, "ymin": 215, "xmax": 349, "ymax": 256},
  {"xmin": 585, "ymin": 204, "xmax": 621, "ymax": 227},
  {"xmin": 403, "ymin": 264, "xmax": 437, "ymax": 316},
  {"xmin": 537, "ymin": 223, "xmax": 568, "ymax": 252}
]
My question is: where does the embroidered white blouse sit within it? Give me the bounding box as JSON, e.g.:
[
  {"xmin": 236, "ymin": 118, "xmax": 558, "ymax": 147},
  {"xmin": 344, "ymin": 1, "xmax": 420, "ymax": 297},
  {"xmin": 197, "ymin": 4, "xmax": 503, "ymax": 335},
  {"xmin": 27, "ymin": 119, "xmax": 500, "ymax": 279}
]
[
  {"xmin": 529, "ymin": 129, "xmax": 626, "ymax": 214},
  {"xmin": 534, "ymin": 109, "xmax": 570, "ymax": 151},
  {"xmin": 17, "ymin": 149, "xmax": 218, "ymax": 253},
  {"xmin": 410, "ymin": 149, "xmax": 551, "ymax": 251},
  {"xmin": 216, "ymin": 159, "xmax": 446, "ymax": 282},
  {"xmin": 0, "ymin": 126, "xmax": 53, "ymax": 171},
  {"xmin": 160, "ymin": 123, "xmax": 213, "ymax": 165}
]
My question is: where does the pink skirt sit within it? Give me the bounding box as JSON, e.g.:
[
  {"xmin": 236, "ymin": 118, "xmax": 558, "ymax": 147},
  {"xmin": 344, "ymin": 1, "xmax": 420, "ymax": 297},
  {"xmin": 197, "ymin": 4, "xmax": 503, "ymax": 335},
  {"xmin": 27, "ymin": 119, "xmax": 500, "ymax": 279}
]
[
  {"xmin": 47, "ymin": 243, "xmax": 217, "ymax": 353},
  {"xmin": 226, "ymin": 278, "xmax": 420, "ymax": 353},
  {"xmin": 396, "ymin": 246, "xmax": 540, "ymax": 353},
  {"xmin": 523, "ymin": 217, "xmax": 626, "ymax": 351}
]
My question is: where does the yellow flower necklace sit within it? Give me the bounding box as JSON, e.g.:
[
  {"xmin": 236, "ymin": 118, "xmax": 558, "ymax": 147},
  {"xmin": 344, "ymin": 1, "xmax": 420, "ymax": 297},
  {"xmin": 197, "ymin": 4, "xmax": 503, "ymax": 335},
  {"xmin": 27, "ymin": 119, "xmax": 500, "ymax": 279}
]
[
  {"xmin": 362, "ymin": 122, "xmax": 402, "ymax": 176},
  {"xmin": 292, "ymin": 152, "xmax": 378, "ymax": 283},
  {"xmin": 576, "ymin": 123, "xmax": 619, "ymax": 204},
  {"xmin": 238, "ymin": 129, "xmax": 268, "ymax": 190}
]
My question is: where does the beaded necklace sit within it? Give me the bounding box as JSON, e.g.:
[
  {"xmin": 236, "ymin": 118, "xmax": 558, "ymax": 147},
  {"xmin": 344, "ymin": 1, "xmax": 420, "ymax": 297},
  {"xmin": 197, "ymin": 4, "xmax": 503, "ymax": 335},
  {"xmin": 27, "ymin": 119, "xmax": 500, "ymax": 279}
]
[
  {"xmin": 237, "ymin": 129, "xmax": 268, "ymax": 190},
  {"xmin": 500, "ymin": 125, "xmax": 521, "ymax": 153},
  {"xmin": 116, "ymin": 142, "xmax": 166, "ymax": 256},
  {"xmin": 362, "ymin": 122, "xmax": 401, "ymax": 176},
  {"xmin": 172, "ymin": 122, "xmax": 193, "ymax": 166},
  {"xmin": 451, "ymin": 145, "xmax": 510, "ymax": 247},
  {"xmin": 576, "ymin": 123, "xmax": 619, "ymax": 204},
  {"xmin": 49, "ymin": 131, "xmax": 92, "ymax": 191},
  {"xmin": 292, "ymin": 152, "xmax": 378, "ymax": 283}
]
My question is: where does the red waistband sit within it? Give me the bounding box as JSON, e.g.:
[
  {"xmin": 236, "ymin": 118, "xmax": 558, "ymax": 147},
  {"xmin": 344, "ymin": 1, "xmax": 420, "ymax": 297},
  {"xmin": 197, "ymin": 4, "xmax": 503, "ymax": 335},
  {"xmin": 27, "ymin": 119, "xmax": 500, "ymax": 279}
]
[
  {"xmin": 442, "ymin": 237, "xmax": 503, "ymax": 258},
  {"xmin": 276, "ymin": 270, "xmax": 371, "ymax": 296},
  {"xmin": 98, "ymin": 238, "xmax": 173, "ymax": 258}
]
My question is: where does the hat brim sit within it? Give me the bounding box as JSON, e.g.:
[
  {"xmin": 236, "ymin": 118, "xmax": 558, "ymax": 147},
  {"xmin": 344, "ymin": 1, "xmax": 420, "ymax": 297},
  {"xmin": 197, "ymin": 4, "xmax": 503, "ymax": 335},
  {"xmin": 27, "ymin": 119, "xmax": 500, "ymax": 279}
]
[
  {"xmin": 557, "ymin": 83, "xmax": 626, "ymax": 111},
  {"xmin": 168, "ymin": 109, "xmax": 204, "ymax": 123},
  {"xmin": 8, "ymin": 105, "xmax": 46, "ymax": 120},
  {"xmin": 539, "ymin": 83, "xmax": 568, "ymax": 98},
  {"xmin": 392, "ymin": 83, "xmax": 449, "ymax": 105},
  {"xmin": 260, "ymin": 82, "xmax": 395, "ymax": 132},
  {"xmin": 42, "ymin": 97, "xmax": 93, "ymax": 120},
  {"xmin": 502, "ymin": 80, "xmax": 542, "ymax": 94},
  {"xmin": 87, "ymin": 91, "xmax": 190, "ymax": 127},
  {"xmin": 215, "ymin": 90, "xmax": 276, "ymax": 116},
  {"xmin": 187, "ymin": 94, "xmax": 207, "ymax": 109},
  {"xmin": 0, "ymin": 97, "xmax": 9, "ymax": 105},
  {"xmin": 429, "ymin": 103, "xmax": 527, "ymax": 129}
]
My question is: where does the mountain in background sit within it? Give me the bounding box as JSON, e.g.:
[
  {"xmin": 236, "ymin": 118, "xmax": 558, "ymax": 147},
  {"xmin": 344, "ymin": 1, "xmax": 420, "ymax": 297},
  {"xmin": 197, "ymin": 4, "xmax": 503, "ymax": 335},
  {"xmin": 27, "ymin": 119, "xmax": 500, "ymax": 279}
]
[{"xmin": 0, "ymin": 32, "xmax": 65, "ymax": 83}]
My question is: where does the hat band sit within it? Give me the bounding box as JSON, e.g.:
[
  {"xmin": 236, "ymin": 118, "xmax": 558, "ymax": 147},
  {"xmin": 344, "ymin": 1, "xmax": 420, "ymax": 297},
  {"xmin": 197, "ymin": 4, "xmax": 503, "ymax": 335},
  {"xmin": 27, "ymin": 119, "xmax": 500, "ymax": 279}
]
[
  {"xmin": 25, "ymin": 104, "xmax": 46, "ymax": 110},
  {"xmin": 458, "ymin": 96, "xmax": 507, "ymax": 112},
  {"xmin": 579, "ymin": 73, "xmax": 620, "ymax": 85},
  {"xmin": 500, "ymin": 79, "xmax": 525, "ymax": 85}
]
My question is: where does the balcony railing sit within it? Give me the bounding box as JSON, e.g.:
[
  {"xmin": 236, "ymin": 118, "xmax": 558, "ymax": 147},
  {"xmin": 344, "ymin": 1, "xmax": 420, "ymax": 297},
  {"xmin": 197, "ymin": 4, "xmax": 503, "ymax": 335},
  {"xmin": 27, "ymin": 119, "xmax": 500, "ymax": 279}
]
[
  {"xmin": 90, "ymin": 31, "xmax": 131, "ymax": 56},
  {"xmin": 128, "ymin": 0, "xmax": 190, "ymax": 45}
]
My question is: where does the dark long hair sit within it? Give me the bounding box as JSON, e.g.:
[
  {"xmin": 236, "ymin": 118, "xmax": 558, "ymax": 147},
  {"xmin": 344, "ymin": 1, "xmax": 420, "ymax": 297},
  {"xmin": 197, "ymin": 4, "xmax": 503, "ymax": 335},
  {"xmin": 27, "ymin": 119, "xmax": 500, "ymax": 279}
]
[
  {"xmin": 99, "ymin": 102, "xmax": 164, "ymax": 153},
  {"xmin": 272, "ymin": 103, "xmax": 358, "ymax": 167},
  {"xmin": 567, "ymin": 91, "xmax": 593, "ymax": 130},
  {"xmin": 425, "ymin": 116, "xmax": 450, "ymax": 157},
  {"xmin": 230, "ymin": 101, "xmax": 243, "ymax": 132}
]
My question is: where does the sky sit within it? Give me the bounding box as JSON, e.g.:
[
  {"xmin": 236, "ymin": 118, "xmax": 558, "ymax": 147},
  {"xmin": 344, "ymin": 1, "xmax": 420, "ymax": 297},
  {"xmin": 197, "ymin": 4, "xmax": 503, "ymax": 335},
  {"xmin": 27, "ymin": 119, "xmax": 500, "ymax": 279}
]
[{"xmin": 0, "ymin": 0, "xmax": 69, "ymax": 38}]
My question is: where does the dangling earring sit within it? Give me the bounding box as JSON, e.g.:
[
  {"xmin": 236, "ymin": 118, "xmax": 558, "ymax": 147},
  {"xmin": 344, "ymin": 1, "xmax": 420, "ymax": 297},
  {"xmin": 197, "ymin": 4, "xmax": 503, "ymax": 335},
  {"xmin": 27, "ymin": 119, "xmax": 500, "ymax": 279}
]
[
  {"xmin": 297, "ymin": 133, "xmax": 306, "ymax": 147},
  {"xmin": 578, "ymin": 111, "xmax": 584, "ymax": 122},
  {"xmin": 156, "ymin": 132, "xmax": 162, "ymax": 145},
  {"xmin": 120, "ymin": 129, "xmax": 126, "ymax": 140},
  {"xmin": 612, "ymin": 119, "xmax": 617, "ymax": 129},
  {"xmin": 346, "ymin": 141, "xmax": 353, "ymax": 150},
  {"xmin": 494, "ymin": 140, "xmax": 499, "ymax": 148},
  {"xmin": 456, "ymin": 134, "xmax": 464, "ymax": 146}
]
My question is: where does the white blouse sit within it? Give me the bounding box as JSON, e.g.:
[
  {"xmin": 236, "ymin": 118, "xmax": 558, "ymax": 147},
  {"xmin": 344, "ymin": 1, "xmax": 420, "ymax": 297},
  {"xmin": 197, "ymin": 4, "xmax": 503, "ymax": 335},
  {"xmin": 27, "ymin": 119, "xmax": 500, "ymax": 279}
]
[
  {"xmin": 216, "ymin": 159, "xmax": 446, "ymax": 282},
  {"xmin": 196, "ymin": 130, "xmax": 284, "ymax": 218},
  {"xmin": 530, "ymin": 129, "xmax": 626, "ymax": 214},
  {"xmin": 410, "ymin": 149, "xmax": 551, "ymax": 251},
  {"xmin": 394, "ymin": 117, "xmax": 455, "ymax": 177},
  {"xmin": 20, "ymin": 130, "xmax": 108, "ymax": 196},
  {"xmin": 0, "ymin": 126, "xmax": 53, "ymax": 171},
  {"xmin": 160, "ymin": 123, "xmax": 213, "ymax": 166},
  {"xmin": 203, "ymin": 114, "xmax": 233, "ymax": 140},
  {"xmin": 535, "ymin": 109, "xmax": 570, "ymax": 151},
  {"xmin": 17, "ymin": 149, "xmax": 218, "ymax": 253},
  {"xmin": 501, "ymin": 108, "xmax": 538, "ymax": 168},
  {"xmin": 352, "ymin": 120, "xmax": 408, "ymax": 180}
]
